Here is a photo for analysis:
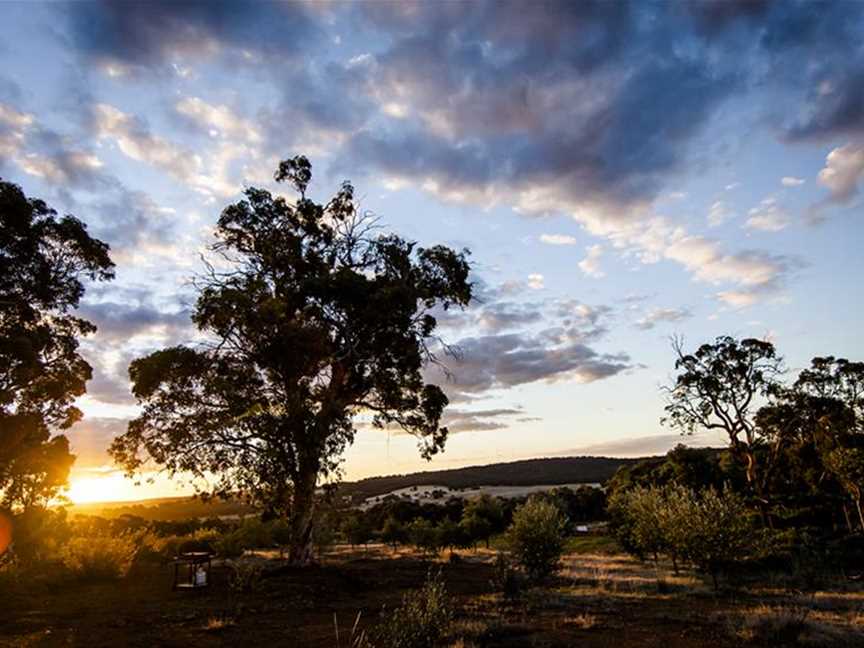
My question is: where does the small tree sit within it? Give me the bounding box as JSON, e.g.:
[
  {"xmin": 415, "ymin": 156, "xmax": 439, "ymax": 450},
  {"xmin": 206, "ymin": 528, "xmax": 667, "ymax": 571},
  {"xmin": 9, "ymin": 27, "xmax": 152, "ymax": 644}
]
[
  {"xmin": 507, "ymin": 497, "xmax": 567, "ymax": 582},
  {"xmin": 342, "ymin": 512, "xmax": 373, "ymax": 550},
  {"xmin": 381, "ymin": 516, "xmax": 407, "ymax": 551},
  {"xmin": 460, "ymin": 494, "xmax": 502, "ymax": 548},
  {"xmin": 408, "ymin": 518, "xmax": 440, "ymax": 556}
]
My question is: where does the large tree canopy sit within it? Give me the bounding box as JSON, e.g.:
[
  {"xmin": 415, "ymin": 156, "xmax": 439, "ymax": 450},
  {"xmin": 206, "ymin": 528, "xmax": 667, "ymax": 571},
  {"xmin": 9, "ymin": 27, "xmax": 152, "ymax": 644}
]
[
  {"xmin": 0, "ymin": 179, "xmax": 114, "ymax": 511},
  {"xmin": 110, "ymin": 156, "xmax": 472, "ymax": 563}
]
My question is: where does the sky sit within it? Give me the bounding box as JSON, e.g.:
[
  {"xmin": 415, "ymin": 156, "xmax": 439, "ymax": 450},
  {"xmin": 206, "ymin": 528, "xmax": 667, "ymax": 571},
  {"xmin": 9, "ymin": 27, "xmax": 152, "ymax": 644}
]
[{"xmin": 0, "ymin": 1, "xmax": 862, "ymax": 503}]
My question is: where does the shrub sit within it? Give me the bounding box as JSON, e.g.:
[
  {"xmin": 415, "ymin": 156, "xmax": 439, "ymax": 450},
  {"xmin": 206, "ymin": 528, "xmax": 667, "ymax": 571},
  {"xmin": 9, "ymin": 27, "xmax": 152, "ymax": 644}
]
[
  {"xmin": 186, "ymin": 527, "xmax": 222, "ymax": 552},
  {"xmin": 491, "ymin": 553, "xmax": 523, "ymax": 601},
  {"xmin": 732, "ymin": 605, "xmax": 811, "ymax": 645},
  {"xmin": 507, "ymin": 497, "xmax": 567, "ymax": 582},
  {"xmin": 60, "ymin": 534, "xmax": 138, "ymax": 580},
  {"xmin": 683, "ymin": 487, "xmax": 754, "ymax": 589},
  {"xmin": 374, "ymin": 569, "xmax": 453, "ymax": 648},
  {"xmin": 228, "ymin": 559, "xmax": 264, "ymax": 593},
  {"xmin": 214, "ymin": 530, "xmax": 247, "ymax": 559}
]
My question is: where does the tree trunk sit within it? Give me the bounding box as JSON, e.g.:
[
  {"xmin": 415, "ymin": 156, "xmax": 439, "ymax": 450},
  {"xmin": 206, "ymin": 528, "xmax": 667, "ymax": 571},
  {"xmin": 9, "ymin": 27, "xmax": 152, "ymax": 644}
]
[
  {"xmin": 287, "ymin": 465, "xmax": 318, "ymax": 566},
  {"xmin": 842, "ymin": 502, "xmax": 853, "ymax": 533},
  {"xmin": 855, "ymin": 497, "xmax": 864, "ymax": 534}
]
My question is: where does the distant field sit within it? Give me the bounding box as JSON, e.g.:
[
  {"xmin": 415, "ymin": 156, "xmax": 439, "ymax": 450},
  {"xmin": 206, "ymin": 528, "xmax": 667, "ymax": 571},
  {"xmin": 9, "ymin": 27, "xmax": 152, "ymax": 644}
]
[{"xmin": 360, "ymin": 482, "xmax": 602, "ymax": 508}]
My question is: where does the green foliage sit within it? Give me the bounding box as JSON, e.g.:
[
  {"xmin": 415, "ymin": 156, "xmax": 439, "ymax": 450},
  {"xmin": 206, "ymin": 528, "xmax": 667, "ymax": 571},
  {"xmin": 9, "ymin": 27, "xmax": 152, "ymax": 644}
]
[
  {"xmin": 663, "ymin": 336, "xmax": 783, "ymax": 501},
  {"xmin": 110, "ymin": 157, "xmax": 472, "ymax": 563},
  {"xmin": 60, "ymin": 534, "xmax": 138, "ymax": 581},
  {"xmin": 407, "ymin": 518, "xmax": 440, "ymax": 555},
  {"xmin": 342, "ymin": 512, "xmax": 374, "ymax": 548},
  {"xmin": 507, "ymin": 497, "xmax": 567, "ymax": 582},
  {"xmin": 0, "ymin": 179, "xmax": 114, "ymax": 511},
  {"xmin": 611, "ymin": 484, "xmax": 757, "ymax": 588},
  {"xmin": 460, "ymin": 494, "xmax": 503, "ymax": 547},
  {"xmin": 6, "ymin": 507, "xmax": 70, "ymax": 568},
  {"xmin": 228, "ymin": 559, "xmax": 264, "ymax": 593},
  {"xmin": 491, "ymin": 553, "xmax": 523, "ymax": 601},
  {"xmin": 381, "ymin": 516, "xmax": 407, "ymax": 549},
  {"xmin": 213, "ymin": 530, "xmax": 247, "ymax": 559},
  {"xmin": 373, "ymin": 569, "xmax": 453, "ymax": 648}
]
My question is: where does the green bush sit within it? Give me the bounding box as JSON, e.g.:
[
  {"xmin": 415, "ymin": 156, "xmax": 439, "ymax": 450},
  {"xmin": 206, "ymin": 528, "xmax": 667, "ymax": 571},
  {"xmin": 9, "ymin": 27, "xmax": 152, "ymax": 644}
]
[
  {"xmin": 610, "ymin": 484, "xmax": 757, "ymax": 588},
  {"xmin": 374, "ymin": 569, "xmax": 453, "ymax": 648},
  {"xmin": 214, "ymin": 530, "xmax": 247, "ymax": 559},
  {"xmin": 507, "ymin": 497, "xmax": 567, "ymax": 582},
  {"xmin": 182, "ymin": 527, "xmax": 221, "ymax": 553},
  {"xmin": 60, "ymin": 534, "xmax": 138, "ymax": 580}
]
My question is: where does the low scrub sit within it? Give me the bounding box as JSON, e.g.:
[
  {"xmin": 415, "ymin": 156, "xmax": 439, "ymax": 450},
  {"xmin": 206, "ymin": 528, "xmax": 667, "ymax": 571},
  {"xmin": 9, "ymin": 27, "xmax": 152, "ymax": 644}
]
[
  {"xmin": 373, "ymin": 568, "xmax": 453, "ymax": 648},
  {"xmin": 60, "ymin": 534, "xmax": 138, "ymax": 580}
]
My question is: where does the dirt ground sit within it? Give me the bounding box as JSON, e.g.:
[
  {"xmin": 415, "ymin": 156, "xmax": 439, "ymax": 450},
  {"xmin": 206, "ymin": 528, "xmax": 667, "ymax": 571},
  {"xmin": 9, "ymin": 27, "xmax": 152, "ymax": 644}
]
[{"xmin": 1, "ymin": 545, "xmax": 862, "ymax": 647}]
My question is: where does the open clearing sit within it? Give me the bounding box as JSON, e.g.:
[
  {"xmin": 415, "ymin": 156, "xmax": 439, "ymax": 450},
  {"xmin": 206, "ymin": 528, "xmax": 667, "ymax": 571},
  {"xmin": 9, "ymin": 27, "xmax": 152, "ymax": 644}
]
[{"xmin": 2, "ymin": 544, "xmax": 862, "ymax": 647}]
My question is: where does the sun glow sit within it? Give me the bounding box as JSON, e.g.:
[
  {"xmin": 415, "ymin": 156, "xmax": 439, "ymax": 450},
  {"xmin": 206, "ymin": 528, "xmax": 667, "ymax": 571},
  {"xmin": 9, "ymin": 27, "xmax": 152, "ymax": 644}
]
[{"xmin": 65, "ymin": 470, "xmax": 192, "ymax": 505}]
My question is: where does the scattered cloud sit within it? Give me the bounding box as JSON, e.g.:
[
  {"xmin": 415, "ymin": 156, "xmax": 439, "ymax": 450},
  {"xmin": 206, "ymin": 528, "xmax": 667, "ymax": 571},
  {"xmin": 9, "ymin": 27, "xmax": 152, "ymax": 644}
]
[
  {"xmin": 781, "ymin": 176, "xmax": 805, "ymax": 187},
  {"xmin": 708, "ymin": 200, "xmax": 733, "ymax": 227},
  {"xmin": 635, "ymin": 307, "xmax": 692, "ymax": 331},
  {"xmin": 817, "ymin": 142, "xmax": 864, "ymax": 204},
  {"xmin": 526, "ymin": 273, "xmax": 544, "ymax": 290},
  {"xmin": 578, "ymin": 244, "xmax": 605, "ymax": 278},
  {"xmin": 175, "ymin": 96, "xmax": 261, "ymax": 142},
  {"xmin": 745, "ymin": 197, "xmax": 789, "ymax": 232},
  {"xmin": 539, "ymin": 233, "xmax": 577, "ymax": 246}
]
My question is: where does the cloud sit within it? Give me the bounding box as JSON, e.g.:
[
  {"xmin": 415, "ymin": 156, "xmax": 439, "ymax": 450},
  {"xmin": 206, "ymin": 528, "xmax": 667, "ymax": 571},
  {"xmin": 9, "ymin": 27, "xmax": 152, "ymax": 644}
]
[
  {"xmin": 566, "ymin": 431, "xmax": 726, "ymax": 458},
  {"xmin": 91, "ymin": 103, "xmax": 256, "ymax": 199},
  {"xmin": 476, "ymin": 302, "xmax": 543, "ymax": 333},
  {"xmin": 65, "ymin": 417, "xmax": 130, "ymax": 468},
  {"xmin": 578, "ymin": 244, "xmax": 605, "ymax": 278},
  {"xmin": 539, "ymin": 233, "xmax": 577, "ymax": 246},
  {"xmin": 745, "ymin": 197, "xmax": 789, "ymax": 232},
  {"xmin": 781, "ymin": 176, "xmax": 805, "ymax": 187},
  {"xmin": 431, "ymin": 331, "xmax": 632, "ymax": 401},
  {"xmin": 78, "ymin": 301, "xmax": 192, "ymax": 344},
  {"xmin": 707, "ymin": 200, "xmax": 733, "ymax": 227},
  {"xmin": 175, "ymin": 97, "xmax": 261, "ymax": 142},
  {"xmin": 526, "ymin": 273, "xmax": 544, "ymax": 290},
  {"xmin": 63, "ymin": 1, "xmax": 321, "ymax": 70},
  {"xmin": 0, "ymin": 102, "xmax": 110, "ymax": 190},
  {"xmin": 635, "ymin": 307, "xmax": 692, "ymax": 331},
  {"xmin": 93, "ymin": 103, "xmax": 199, "ymax": 180},
  {"xmin": 817, "ymin": 142, "xmax": 864, "ymax": 204},
  {"xmin": 441, "ymin": 408, "xmax": 523, "ymax": 433}
]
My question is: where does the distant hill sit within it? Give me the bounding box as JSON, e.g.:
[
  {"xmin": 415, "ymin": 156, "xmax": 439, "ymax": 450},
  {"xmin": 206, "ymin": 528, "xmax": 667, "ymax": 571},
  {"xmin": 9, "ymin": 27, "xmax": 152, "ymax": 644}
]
[
  {"xmin": 68, "ymin": 495, "xmax": 253, "ymax": 520},
  {"xmin": 66, "ymin": 455, "xmax": 655, "ymax": 518},
  {"xmin": 336, "ymin": 455, "xmax": 652, "ymax": 502}
]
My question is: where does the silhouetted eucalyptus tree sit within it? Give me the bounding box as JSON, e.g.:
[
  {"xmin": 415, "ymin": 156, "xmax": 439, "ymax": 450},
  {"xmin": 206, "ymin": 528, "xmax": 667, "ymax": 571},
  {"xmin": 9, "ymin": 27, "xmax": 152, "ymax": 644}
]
[
  {"xmin": 110, "ymin": 157, "xmax": 472, "ymax": 564},
  {"xmin": 662, "ymin": 336, "xmax": 783, "ymax": 520},
  {"xmin": 0, "ymin": 180, "xmax": 114, "ymax": 511}
]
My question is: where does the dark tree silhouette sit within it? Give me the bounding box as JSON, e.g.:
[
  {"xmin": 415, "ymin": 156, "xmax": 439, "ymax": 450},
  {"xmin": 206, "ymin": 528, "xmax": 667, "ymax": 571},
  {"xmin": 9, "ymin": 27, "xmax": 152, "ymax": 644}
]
[
  {"xmin": 662, "ymin": 335, "xmax": 783, "ymax": 521},
  {"xmin": 758, "ymin": 357, "xmax": 864, "ymax": 530},
  {"xmin": 0, "ymin": 180, "xmax": 114, "ymax": 511},
  {"xmin": 110, "ymin": 156, "xmax": 472, "ymax": 564}
]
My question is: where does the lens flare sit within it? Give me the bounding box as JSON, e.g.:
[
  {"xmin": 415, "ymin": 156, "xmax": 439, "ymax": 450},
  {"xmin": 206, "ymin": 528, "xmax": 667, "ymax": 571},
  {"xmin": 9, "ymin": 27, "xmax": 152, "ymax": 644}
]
[{"xmin": 0, "ymin": 511, "xmax": 11, "ymax": 556}]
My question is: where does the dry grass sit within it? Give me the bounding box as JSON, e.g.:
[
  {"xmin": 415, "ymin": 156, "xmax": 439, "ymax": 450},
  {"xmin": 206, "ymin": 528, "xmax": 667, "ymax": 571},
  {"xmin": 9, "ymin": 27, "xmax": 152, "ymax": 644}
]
[
  {"xmin": 563, "ymin": 613, "xmax": 598, "ymax": 629},
  {"xmin": 203, "ymin": 616, "xmax": 236, "ymax": 632}
]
